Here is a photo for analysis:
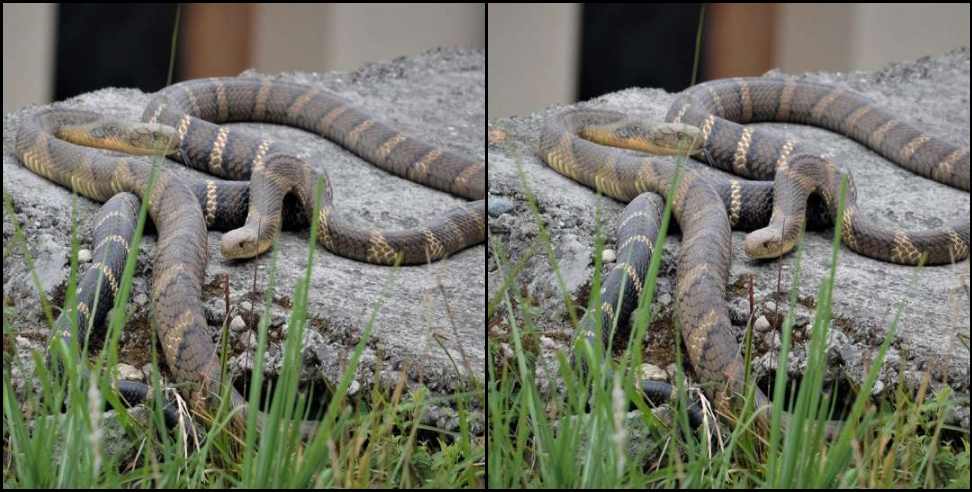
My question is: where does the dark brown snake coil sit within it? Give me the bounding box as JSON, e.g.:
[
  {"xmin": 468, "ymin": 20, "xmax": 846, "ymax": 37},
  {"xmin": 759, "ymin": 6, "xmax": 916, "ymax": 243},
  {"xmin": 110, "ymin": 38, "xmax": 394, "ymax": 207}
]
[
  {"xmin": 538, "ymin": 76, "xmax": 969, "ymax": 422},
  {"xmin": 16, "ymin": 77, "xmax": 485, "ymax": 430}
]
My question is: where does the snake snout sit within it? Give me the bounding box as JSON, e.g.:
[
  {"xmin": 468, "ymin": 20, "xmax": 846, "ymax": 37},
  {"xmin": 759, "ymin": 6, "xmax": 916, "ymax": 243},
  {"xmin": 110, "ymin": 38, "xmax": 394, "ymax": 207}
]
[
  {"xmin": 220, "ymin": 228, "xmax": 260, "ymax": 260},
  {"xmin": 744, "ymin": 226, "xmax": 793, "ymax": 259}
]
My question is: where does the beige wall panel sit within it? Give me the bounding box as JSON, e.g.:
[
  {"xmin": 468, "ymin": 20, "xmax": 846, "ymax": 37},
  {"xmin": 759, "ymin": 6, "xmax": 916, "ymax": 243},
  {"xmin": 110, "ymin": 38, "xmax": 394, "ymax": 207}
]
[
  {"xmin": 487, "ymin": 3, "xmax": 579, "ymax": 119},
  {"xmin": 253, "ymin": 4, "xmax": 484, "ymax": 75},
  {"xmin": 851, "ymin": 3, "xmax": 971, "ymax": 70},
  {"xmin": 3, "ymin": 3, "xmax": 55, "ymax": 113},
  {"xmin": 776, "ymin": 4, "xmax": 854, "ymax": 74}
]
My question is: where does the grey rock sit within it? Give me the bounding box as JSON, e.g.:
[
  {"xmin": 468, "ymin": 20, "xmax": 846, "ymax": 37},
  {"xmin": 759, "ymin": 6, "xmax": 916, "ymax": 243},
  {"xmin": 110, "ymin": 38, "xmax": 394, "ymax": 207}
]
[
  {"xmin": 488, "ymin": 48, "xmax": 969, "ymax": 430},
  {"xmin": 229, "ymin": 315, "xmax": 247, "ymax": 334},
  {"xmin": 728, "ymin": 297, "xmax": 751, "ymax": 325},
  {"xmin": 77, "ymin": 249, "xmax": 92, "ymax": 263},
  {"xmin": 754, "ymin": 315, "xmax": 772, "ymax": 333},
  {"xmin": 115, "ymin": 363, "xmax": 142, "ymax": 382},
  {"xmin": 4, "ymin": 49, "xmax": 485, "ymax": 418},
  {"xmin": 639, "ymin": 363, "xmax": 668, "ymax": 382},
  {"xmin": 601, "ymin": 248, "xmax": 616, "ymax": 263},
  {"xmin": 488, "ymin": 196, "xmax": 515, "ymax": 217}
]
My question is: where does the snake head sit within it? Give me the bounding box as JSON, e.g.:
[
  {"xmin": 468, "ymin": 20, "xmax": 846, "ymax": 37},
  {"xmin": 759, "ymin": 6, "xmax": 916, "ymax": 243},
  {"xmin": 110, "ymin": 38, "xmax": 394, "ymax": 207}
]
[
  {"xmin": 57, "ymin": 119, "xmax": 180, "ymax": 156},
  {"xmin": 744, "ymin": 225, "xmax": 797, "ymax": 259},
  {"xmin": 126, "ymin": 123, "xmax": 180, "ymax": 156},
  {"xmin": 619, "ymin": 121, "xmax": 704, "ymax": 157},
  {"xmin": 221, "ymin": 225, "xmax": 274, "ymax": 260},
  {"xmin": 653, "ymin": 122, "xmax": 705, "ymax": 157},
  {"xmin": 584, "ymin": 120, "xmax": 705, "ymax": 157}
]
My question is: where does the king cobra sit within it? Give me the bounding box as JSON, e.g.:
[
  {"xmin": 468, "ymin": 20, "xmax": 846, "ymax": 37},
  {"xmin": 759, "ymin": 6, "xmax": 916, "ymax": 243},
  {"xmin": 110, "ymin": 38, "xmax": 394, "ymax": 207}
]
[
  {"xmin": 538, "ymin": 76, "xmax": 969, "ymax": 430},
  {"xmin": 15, "ymin": 77, "xmax": 485, "ymax": 433}
]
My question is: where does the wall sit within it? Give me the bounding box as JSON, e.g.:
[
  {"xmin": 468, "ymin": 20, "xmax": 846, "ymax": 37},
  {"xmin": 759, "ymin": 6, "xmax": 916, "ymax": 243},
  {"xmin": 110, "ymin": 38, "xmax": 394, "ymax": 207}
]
[
  {"xmin": 486, "ymin": 3, "xmax": 971, "ymax": 119},
  {"xmin": 3, "ymin": 3, "xmax": 484, "ymax": 113}
]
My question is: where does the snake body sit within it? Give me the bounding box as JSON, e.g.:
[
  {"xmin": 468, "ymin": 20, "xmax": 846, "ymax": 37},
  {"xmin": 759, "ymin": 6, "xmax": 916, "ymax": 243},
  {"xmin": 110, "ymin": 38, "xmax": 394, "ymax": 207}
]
[
  {"xmin": 16, "ymin": 77, "xmax": 485, "ymax": 429},
  {"xmin": 539, "ymin": 76, "xmax": 970, "ymax": 420}
]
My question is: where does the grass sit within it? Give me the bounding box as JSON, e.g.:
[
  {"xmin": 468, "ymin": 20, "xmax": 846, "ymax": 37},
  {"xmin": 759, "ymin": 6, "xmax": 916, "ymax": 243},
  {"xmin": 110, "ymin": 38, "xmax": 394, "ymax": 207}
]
[
  {"xmin": 3, "ymin": 6, "xmax": 483, "ymax": 485},
  {"xmin": 486, "ymin": 154, "xmax": 971, "ymax": 487},
  {"xmin": 2, "ymin": 157, "xmax": 484, "ymax": 487},
  {"xmin": 488, "ymin": 4, "xmax": 968, "ymax": 487}
]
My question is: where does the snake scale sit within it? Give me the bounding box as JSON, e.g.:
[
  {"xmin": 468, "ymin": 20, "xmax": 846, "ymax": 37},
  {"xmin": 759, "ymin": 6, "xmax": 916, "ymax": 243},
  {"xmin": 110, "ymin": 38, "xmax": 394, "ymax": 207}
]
[
  {"xmin": 16, "ymin": 77, "xmax": 485, "ymax": 431},
  {"xmin": 538, "ymin": 76, "xmax": 970, "ymax": 425}
]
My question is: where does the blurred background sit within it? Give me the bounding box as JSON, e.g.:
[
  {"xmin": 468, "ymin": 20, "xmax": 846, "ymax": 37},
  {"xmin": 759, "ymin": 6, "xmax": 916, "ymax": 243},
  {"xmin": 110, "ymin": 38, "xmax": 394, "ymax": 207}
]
[
  {"xmin": 488, "ymin": 3, "xmax": 970, "ymax": 119},
  {"xmin": 3, "ymin": 3, "xmax": 485, "ymax": 114}
]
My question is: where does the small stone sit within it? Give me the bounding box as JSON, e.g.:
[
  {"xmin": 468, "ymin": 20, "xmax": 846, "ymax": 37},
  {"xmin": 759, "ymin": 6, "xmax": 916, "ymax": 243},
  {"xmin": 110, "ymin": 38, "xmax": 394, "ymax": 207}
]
[
  {"xmin": 229, "ymin": 315, "xmax": 247, "ymax": 333},
  {"xmin": 870, "ymin": 379, "xmax": 885, "ymax": 395},
  {"xmin": 347, "ymin": 380, "xmax": 361, "ymax": 396},
  {"xmin": 764, "ymin": 301, "xmax": 777, "ymax": 313},
  {"xmin": 639, "ymin": 363, "xmax": 668, "ymax": 382},
  {"xmin": 488, "ymin": 197, "xmax": 514, "ymax": 218},
  {"xmin": 271, "ymin": 310, "xmax": 288, "ymax": 327},
  {"xmin": 601, "ymin": 249, "xmax": 616, "ymax": 263},
  {"xmin": 239, "ymin": 300, "xmax": 253, "ymax": 312},
  {"xmin": 133, "ymin": 293, "xmax": 148, "ymax": 306},
  {"xmin": 77, "ymin": 249, "xmax": 92, "ymax": 262},
  {"xmin": 540, "ymin": 336, "xmax": 557, "ymax": 350},
  {"xmin": 115, "ymin": 363, "xmax": 142, "ymax": 382},
  {"xmin": 242, "ymin": 331, "xmax": 257, "ymax": 349},
  {"xmin": 656, "ymin": 293, "xmax": 672, "ymax": 306},
  {"xmin": 754, "ymin": 315, "xmax": 772, "ymax": 333},
  {"xmin": 727, "ymin": 297, "xmax": 751, "ymax": 325}
]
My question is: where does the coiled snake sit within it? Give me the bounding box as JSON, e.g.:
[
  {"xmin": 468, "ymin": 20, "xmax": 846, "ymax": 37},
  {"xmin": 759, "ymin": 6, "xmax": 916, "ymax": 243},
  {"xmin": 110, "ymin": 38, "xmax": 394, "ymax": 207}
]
[
  {"xmin": 538, "ymin": 76, "xmax": 969, "ymax": 428},
  {"xmin": 15, "ymin": 77, "xmax": 485, "ymax": 433}
]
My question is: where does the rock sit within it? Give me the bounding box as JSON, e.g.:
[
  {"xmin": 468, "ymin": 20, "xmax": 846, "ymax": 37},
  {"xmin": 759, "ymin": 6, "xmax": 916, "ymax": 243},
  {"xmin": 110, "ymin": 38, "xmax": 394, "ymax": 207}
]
[
  {"xmin": 229, "ymin": 315, "xmax": 247, "ymax": 334},
  {"xmin": 754, "ymin": 315, "xmax": 772, "ymax": 333},
  {"xmin": 639, "ymin": 363, "xmax": 668, "ymax": 382},
  {"xmin": 601, "ymin": 248, "xmax": 616, "ymax": 263},
  {"xmin": 76, "ymin": 249, "xmax": 92, "ymax": 263},
  {"xmin": 488, "ymin": 196, "xmax": 514, "ymax": 217},
  {"xmin": 727, "ymin": 297, "xmax": 751, "ymax": 325},
  {"xmin": 241, "ymin": 331, "xmax": 257, "ymax": 350},
  {"xmin": 656, "ymin": 292, "xmax": 672, "ymax": 306},
  {"xmin": 4, "ymin": 49, "xmax": 485, "ymax": 415},
  {"xmin": 487, "ymin": 49, "xmax": 969, "ymax": 419},
  {"xmin": 115, "ymin": 363, "xmax": 142, "ymax": 382}
]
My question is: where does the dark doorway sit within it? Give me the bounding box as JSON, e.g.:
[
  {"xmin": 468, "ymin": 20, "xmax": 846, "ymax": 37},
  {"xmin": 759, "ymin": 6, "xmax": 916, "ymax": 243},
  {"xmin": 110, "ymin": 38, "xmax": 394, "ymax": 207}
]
[
  {"xmin": 54, "ymin": 4, "xmax": 181, "ymax": 101},
  {"xmin": 577, "ymin": 4, "xmax": 707, "ymax": 101}
]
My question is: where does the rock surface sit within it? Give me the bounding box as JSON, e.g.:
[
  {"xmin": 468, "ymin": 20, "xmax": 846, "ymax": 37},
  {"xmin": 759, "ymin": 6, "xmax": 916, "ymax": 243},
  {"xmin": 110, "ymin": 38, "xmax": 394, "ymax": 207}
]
[
  {"xmin": 488, "ymin": 49, "xmax": 970, "ymax": 428},
  {"xmin": 3, "ymin": 48, "xmax": 485, "ymax": 423}
]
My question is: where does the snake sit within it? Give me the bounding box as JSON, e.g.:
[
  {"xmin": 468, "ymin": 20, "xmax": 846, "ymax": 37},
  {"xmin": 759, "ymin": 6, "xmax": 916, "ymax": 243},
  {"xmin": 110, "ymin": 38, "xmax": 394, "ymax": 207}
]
[
  {"xmin": 538, "ymin": 76, "xmax": 970, "ymax": 428},
  {"xmin": 15, "ymin": 77, "xmax": 486, "ymax": 432}
]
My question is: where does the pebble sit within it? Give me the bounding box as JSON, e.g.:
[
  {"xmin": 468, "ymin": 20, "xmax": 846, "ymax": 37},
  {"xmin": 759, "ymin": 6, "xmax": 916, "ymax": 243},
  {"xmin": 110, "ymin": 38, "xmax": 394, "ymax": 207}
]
[
  {"xmin": 754, "ymin": 315, "xmax": 772, "ymax": 333},
  {"xmin": 488, "ymin": 197, "xmax": 515, "ymax": 217},
  {"xmin": 601, "ymin": 249, "xmax": 616, "ymax": 263},
  {"xmin": 229, "ymin": 315, "xmax": 247, "ymax": 333},
  {"xmin": 77, "ymin": 249, "xmax": 92, "ymax": 262},
  {"xmin": 115, "ymin": 363, "xmax": 143, "ymax": 382},
  {"xmin": 639, "ymin": 363, "xmax": 668, "ymax": 382}
]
